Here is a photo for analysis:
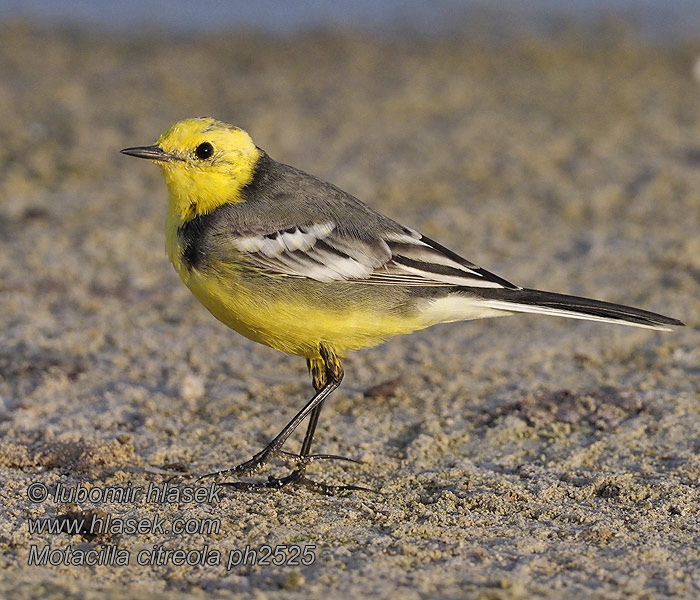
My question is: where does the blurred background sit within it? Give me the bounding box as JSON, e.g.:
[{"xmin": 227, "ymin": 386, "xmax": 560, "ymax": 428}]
[
  {"xmin": 2, "ymin": 0, "xmax": 700, "ymax": 38},
  {"xmin": 1, "ymin": 2, "xmax": 698, "ymax": 599}
]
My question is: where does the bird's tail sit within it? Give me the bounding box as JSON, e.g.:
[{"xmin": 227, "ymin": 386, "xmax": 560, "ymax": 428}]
[{"xmin": 468, "ymin": 287, "xmax": 684, "ymax": 331}]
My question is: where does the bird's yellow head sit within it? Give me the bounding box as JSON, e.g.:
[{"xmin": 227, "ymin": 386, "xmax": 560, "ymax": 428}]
[{"xmin": 121, "ymin": 117, "xmax": 261, "ymax": 219}]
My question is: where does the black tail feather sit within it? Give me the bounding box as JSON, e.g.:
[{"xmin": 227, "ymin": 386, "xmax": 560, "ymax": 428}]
[{"xmin": 469, "ymin": 287, "xmax": 684, "ymax": 330}]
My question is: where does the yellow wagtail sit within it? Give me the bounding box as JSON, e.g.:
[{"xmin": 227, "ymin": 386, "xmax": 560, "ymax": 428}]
[{"xmin": 122, "ymin": 117, "xmax": 684, "ymax": 493}]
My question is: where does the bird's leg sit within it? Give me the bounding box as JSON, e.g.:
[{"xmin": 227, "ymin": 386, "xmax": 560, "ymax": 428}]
[
  {"xmin": 294, "ymin": 351, "xmax": 336, "ymax": 463},
  {"xmin": 198, "ymin": 344, "xmax": 342, "ymax": 482},
  {"xmin": 277, "ymin": 351, "xmax": 371, "ymax": 469},
  {"xmin": 200, "ymin": 345, "xmax": 373, "ymax": 494},
  {"xmin": 274, "ymin": 357, "xmax": 358, "ymax": 467},
  {"xmin": 268, "ymin": 347, "xmax": 375, "ymax": 495},
  {"xmin": 267, "ymin": 358, "xmax": 329, "ymax": 471}
]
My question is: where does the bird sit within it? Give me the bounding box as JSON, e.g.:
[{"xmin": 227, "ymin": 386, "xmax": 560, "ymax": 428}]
[{"xmin": 121, "ymin": 117, "xmax": 684, "ymax": 494}]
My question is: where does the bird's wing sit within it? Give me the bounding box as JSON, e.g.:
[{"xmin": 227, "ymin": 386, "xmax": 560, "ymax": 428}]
[{"xmin": 231, "ymin": 221, "xmax": 520, "ymax": 289}]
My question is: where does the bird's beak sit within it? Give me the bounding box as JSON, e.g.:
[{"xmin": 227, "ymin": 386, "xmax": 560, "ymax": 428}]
[{"xmin": 120, "ymin": 145, "xmax": 176, "ymax": 162}]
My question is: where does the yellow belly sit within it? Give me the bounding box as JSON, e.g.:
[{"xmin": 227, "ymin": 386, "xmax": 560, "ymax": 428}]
[{"xmin": 177, "ymin": 263, "xmax": 421, "ymax": 358}]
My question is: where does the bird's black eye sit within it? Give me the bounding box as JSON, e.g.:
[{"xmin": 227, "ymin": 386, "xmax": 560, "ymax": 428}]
[{"xmin": 195, "ymin": 142, "xmax": 214, "ymax": 159}]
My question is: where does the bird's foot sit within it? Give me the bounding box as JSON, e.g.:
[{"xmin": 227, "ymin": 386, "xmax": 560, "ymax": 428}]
[
  {"xmin": 198, "ymin": 449, "xmax": 374, "ymax": 495},
  {"xmin": 219, "ymin": 468, "xmax": 378, "ymax": 496},
  {"xmin": 197, "ymin": 449, "xmax": 361, "ymax": 483}
]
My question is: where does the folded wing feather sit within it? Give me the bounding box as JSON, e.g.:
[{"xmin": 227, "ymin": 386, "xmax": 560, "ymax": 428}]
[{"xmin": 232, "ymin": 221, "xmax": 519, "ymax": 289}]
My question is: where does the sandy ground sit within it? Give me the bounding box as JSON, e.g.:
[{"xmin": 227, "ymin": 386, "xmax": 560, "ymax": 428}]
[{"xmin": 0, "ymin": 20, "xmax": 699, "ymax": 599}]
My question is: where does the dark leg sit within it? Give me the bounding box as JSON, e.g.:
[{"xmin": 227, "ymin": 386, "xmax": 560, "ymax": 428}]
[
  {"xmin": 273, "ymin": 355, "xmax": 352, "ymax": 466},
  {"xmin": 199, "ymin": 345, "xmax": 373, "ymax": 494},
  {"xmin": 299, "ymin": 349, "xmax": 335, "ymax": 458},
  {"xmin": 299, "ymin": 403, "xmax": 323, "ymax": 457},
  {"xmin": 272, "ymin": 352, "xmax": 359, "ymax": 465},
  {"xmin": 198, "ymin": 360, "xmax": 340, "ymax": 481},
  {"xmin": 262, "ymin": 347, "xmax": 374, "ymax": 493},
  {"xmin": 198, "ymin": 345, "xmax": 342, "ymax": 470}
]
